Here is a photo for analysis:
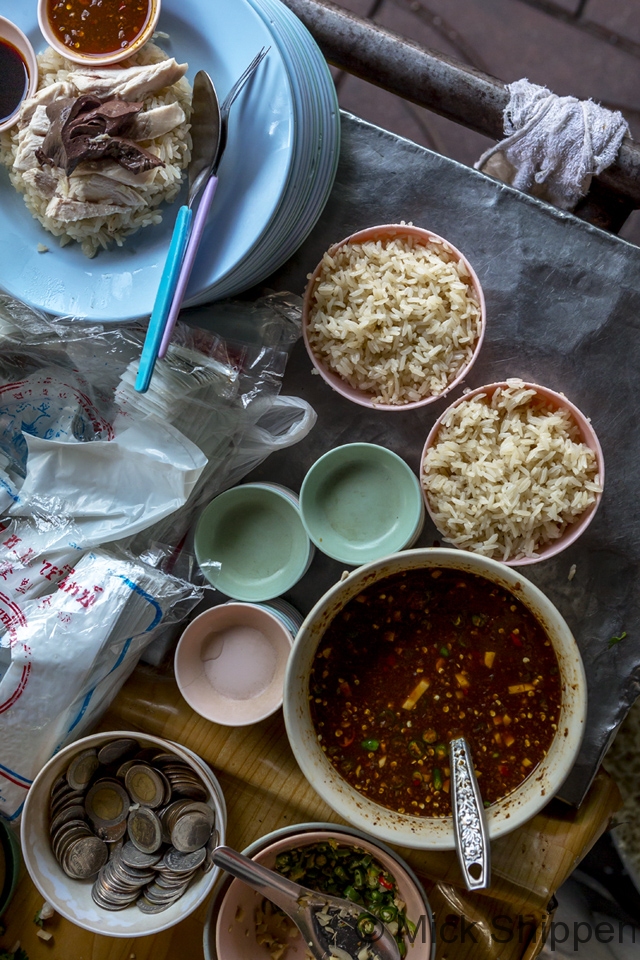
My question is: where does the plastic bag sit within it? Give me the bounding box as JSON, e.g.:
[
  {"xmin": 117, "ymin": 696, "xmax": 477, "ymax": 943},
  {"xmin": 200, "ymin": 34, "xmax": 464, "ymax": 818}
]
[
  {"xmin": 0, "ymin": 292, "xmax": 315, "ymax": 552},
  {"xmin": 0, "ymin": 542, "xmax": 201, "ymax": 820},
  {"xmin": 11, "ymin": 415, "xmax": 206, "ymax": 547},
  {"xmin": 0, "ymin": 292, "xmax": 315, "ymax": 819}
]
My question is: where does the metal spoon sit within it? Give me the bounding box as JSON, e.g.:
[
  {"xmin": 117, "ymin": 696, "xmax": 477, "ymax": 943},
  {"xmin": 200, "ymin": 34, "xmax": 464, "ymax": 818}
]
[
  {"xmin": 212, "ymin": 845, "xmax": 401, "ymax": 960},
  {"xmin": 449, "ymin": 736, "xmax": 491, "ymax": 890},
  {"xmin": 156, "ymin": 46, "xmax": 270, "ymax": 359}
]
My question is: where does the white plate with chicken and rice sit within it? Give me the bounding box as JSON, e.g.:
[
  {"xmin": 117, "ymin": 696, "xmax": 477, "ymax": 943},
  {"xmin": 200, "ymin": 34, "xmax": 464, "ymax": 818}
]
[{"xmin": 0, "ymin": 0, "xmax": 295, "ymax": 320}]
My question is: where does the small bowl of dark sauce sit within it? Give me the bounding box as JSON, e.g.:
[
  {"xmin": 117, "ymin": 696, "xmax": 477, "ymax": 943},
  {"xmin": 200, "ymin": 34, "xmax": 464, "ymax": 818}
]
[
  {"xmin": 0, "ymin": 17, "xmax": 38, "ymax": 133},
  {"xmin": 38, "ymin": 0, "xmax": 161, "ymax": 66}
]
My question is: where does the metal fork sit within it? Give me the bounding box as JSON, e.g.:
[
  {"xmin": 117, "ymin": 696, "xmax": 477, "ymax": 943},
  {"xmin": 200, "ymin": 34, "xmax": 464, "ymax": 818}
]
[
  {"xmin": 156, "ymin": 46, "xmax": 270, "ymax": 359},
  {"xmin": 216, "ymin": 46, "xmax": 270, "ymax": 169}
]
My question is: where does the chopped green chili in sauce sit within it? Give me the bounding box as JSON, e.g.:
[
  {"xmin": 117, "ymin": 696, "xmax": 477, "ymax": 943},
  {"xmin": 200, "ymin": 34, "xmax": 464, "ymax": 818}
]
[
  {"xmin": 272, "ymin": 840, "xmax": 411, "ymax": 957},
  {"xmin": 309, "ymin": 568, "xmax": 562, "ymax": 817}
]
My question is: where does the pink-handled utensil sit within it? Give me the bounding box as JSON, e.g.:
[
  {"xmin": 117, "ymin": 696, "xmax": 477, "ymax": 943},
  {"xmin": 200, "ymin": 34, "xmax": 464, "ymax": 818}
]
[
  {"xmin": 158, "ymin": 46, "xmax": 269, "ymax": 359},
  {"xmin": 158, "ymin": 174, "xmax": 218, "ymax": 357},
  {"xmin": 135, "ymin": 69, "xmax": 221, "ymax": 393}
]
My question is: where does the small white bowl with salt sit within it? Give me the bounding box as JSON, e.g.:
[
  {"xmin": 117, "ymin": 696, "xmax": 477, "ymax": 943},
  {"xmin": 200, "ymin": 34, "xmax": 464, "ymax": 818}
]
[{"xmin": 175, "ymin": 603, "xmax": 294, "ymax": 726}]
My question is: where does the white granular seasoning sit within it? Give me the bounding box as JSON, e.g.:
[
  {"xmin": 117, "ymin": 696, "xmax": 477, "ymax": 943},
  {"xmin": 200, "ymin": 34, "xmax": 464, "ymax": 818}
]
[
  {"xmin": 422, "ymin": 379, "xmax": 602, "ymax": 561},
  {"xmin": 306, "ymin": 235, "xmax": 482, "ymax": 405}
]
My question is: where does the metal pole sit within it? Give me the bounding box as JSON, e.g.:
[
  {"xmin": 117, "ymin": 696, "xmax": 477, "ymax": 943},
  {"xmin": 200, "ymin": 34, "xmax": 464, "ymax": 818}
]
[{"xmin": 282, "ymin": 0, "xmax": 640, "ymax": 214}]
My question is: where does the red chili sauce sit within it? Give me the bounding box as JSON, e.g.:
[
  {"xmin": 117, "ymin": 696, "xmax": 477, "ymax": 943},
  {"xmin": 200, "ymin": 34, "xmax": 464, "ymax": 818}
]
[
  {"xmin": 309, "ymin": 568, "xmax": 562, "ymax": 817},
  {"xmin": 47, "ymin": 0, "xmax": 152, "ymax": 56}
]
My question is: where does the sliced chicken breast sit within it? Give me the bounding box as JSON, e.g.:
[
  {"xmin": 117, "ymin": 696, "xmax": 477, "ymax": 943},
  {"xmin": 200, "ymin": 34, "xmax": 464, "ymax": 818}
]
[
  {"xmin": 71, "ymin": 59, "xmax": 188, "ymax": 102},
  {"xmin": 29, "ymin": 104, "xmax": 51, "ymax": 138},
  {"xmin": 67, "ymin": 173, "xmax": 146, "ymax": 207},
  {"xmin": 129, "ymin": 102, "xmax": 186, "ymax": 140},
  {"xmin": 19, "ymin": 82, "xmax": 75, "ymax": 122},
  {"xmin": 22, "ymin": 167, "xmax": 61, "ymax": 199},
  {"xmin": 45, "ymin": 196, "xmax": 131, "ymax": 223},
  {"xmin": 72, "ymin": 159, "xmax": 161, "ymax": 187},
  {"xmin": 14, "ymin": 126, "xmax": 44, "ymax": 172}
]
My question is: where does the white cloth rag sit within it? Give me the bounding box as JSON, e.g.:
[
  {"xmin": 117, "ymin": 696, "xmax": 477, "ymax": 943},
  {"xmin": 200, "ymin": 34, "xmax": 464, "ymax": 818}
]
[{"xmin": 475, "ymin": 78, "xmax": 630, "ymax": 210}]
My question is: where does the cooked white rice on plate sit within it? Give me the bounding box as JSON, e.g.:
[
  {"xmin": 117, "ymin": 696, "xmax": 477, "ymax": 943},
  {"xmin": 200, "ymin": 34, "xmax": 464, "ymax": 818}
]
[
  {"xmin": 0, "ymin": 42, "xmax": 191, "ymax": 258},
  {"xmin": 422, "ymin": 379, "xmax": 602, "ymax": 561},
  {"xmin": 305, "ymin": 234, "xmax": 483, "ymax": 406}
]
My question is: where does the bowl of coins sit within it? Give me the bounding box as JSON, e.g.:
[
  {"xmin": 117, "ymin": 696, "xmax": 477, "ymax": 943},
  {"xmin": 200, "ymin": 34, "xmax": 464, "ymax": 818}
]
[{"xmin": 20, "ymin": 731, "xmax": 227, "ymax": 936}]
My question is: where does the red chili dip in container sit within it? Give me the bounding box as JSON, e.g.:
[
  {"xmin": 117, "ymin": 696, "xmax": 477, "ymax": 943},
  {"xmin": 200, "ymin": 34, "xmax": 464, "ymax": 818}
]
[
  {"xmin": 309, "ymin": 567, "xmax": 562, "ymax": 818},
  {"xmin": 39, "ymin": 0, "xmax": 160, "ymax": 64}
]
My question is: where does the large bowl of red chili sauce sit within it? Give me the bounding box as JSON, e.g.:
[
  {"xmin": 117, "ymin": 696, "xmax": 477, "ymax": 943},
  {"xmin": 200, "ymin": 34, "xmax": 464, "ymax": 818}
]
[{"xmin": 283, "ymin": 548, "xmax": 586, "ymax": 850}]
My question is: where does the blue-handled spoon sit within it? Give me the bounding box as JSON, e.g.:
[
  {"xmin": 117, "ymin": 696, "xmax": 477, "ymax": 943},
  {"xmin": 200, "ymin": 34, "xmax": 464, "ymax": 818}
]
[{"xmin": 135, "ymin": 70, "xmax": 221, "ymax": 393}]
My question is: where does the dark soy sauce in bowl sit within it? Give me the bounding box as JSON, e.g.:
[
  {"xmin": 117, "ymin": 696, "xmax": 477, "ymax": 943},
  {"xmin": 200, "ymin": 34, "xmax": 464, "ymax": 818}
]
[{"xmin": 0, "ymin": 39, "xmax": 29, "ymax": 124}]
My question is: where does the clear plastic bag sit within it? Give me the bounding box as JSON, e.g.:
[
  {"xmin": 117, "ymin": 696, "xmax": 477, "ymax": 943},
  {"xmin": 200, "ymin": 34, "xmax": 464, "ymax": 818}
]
[
  {"xmin": 0, "ymin": 292, "xmax": 315, "ymax": 552},
  {"xmin": 0, "ymin": 292, "xmax": 315, "ymax": 819}
]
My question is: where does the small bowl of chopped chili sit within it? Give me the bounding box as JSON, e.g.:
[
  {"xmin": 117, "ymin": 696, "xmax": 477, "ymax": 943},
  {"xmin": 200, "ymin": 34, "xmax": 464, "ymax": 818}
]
[
  {"xmin": 283, "ymin": 548, "xmax": 587, "ymax": 850},
  {"xmin": 38, "ymin": 0, "xmax": 161, "ymax": 66},
  {"xmin": 206, "ymin": 824, "xmax": 434, "ymax": 960}
]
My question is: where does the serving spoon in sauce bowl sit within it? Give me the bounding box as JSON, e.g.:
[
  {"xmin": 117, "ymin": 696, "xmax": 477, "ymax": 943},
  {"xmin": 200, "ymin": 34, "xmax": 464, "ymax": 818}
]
[
  {"xmin": 449, "ymin": 736, "xmax": 491, "ymax": 890},
  {"xmin": 213, "ymin": 845, "xmax": 401, "ymax": 960}
]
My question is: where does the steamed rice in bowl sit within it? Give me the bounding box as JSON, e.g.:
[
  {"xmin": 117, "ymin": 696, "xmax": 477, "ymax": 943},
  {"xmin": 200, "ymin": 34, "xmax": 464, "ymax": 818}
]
[
  {"xmin": 303, "ymin": 224, "xmax": 485, "ymax": 408},
  {"xmin": 421, "ymin": 379, "xmax": 604, "ymax": 563},
  {"xmin": 0, "ymin": 42, "xmax": 191, "ymax": 258}
]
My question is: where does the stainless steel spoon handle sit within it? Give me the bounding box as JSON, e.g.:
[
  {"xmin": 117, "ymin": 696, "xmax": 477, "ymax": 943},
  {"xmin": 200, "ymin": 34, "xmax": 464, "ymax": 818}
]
[
  {"xmin": 211, "ymin": 847, "xmax": 328, "ymax": 959},
  {"xmin": 449, "ymin": 737, "xmax": 491, "ymax": 890},
  {"xmin": 212, "ymin": 845, "xmax": 303, "ymax": 915}
]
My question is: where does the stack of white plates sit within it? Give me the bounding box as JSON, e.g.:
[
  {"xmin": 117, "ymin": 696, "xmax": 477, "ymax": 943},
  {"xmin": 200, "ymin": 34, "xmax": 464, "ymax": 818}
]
[
  {"xmin": 188, "ymin": 0, "xmax": 341, "ymax": 304},
  {"xmin": 0, "ymin": 0, "xmax": 340, "ymax": 321}
]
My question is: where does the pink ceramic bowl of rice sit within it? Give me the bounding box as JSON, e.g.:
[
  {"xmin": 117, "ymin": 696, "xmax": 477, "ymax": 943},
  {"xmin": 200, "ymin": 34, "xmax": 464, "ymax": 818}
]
[
  {"xmin": 302, "ymin": 223, "xmax": 486, "ymax": 411},
  {"xmin": 420, "ymin": 379, "xmax": 605, "ymax": 565}
]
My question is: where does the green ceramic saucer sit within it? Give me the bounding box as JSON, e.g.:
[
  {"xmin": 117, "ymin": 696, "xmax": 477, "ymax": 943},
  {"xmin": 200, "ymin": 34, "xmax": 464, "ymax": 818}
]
[
  {"xmin": 299, "ymin": 443, "xmax": 424, "ymax": 565},
  {"xmin": 195, "ymin": 484, "xmax": 313, "ymax": 601}
]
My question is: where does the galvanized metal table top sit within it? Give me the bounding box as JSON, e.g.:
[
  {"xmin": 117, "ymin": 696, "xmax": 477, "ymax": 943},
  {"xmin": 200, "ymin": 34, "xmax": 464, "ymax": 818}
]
[{"xmin": 189, "ymin": 111, "xmax": 640, "ymax": 806}]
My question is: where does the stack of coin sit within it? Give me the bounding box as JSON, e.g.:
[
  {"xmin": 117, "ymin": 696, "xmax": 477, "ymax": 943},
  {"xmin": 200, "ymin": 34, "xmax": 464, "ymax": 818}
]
[
  {"xmin": 92, "ymin": 843, "xmax": 159, "ymax": 911},
  {"xmin": 158, "ymin": 799, "xmax": 215, "ymax": 852},
  {"xmin": 48, "ymin": 738, "xmax": 218, "ymax": 914},
  {"xmin": 151, "ymin": 755, "xmax": 208, "ymax": 801},
  {"xmin": 50, "ymin": 753, "xmax": 110, "ymax": 880},
  {"xmin": 138, "ymin": 847, "xmax": 208, "ymax": 913}
]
